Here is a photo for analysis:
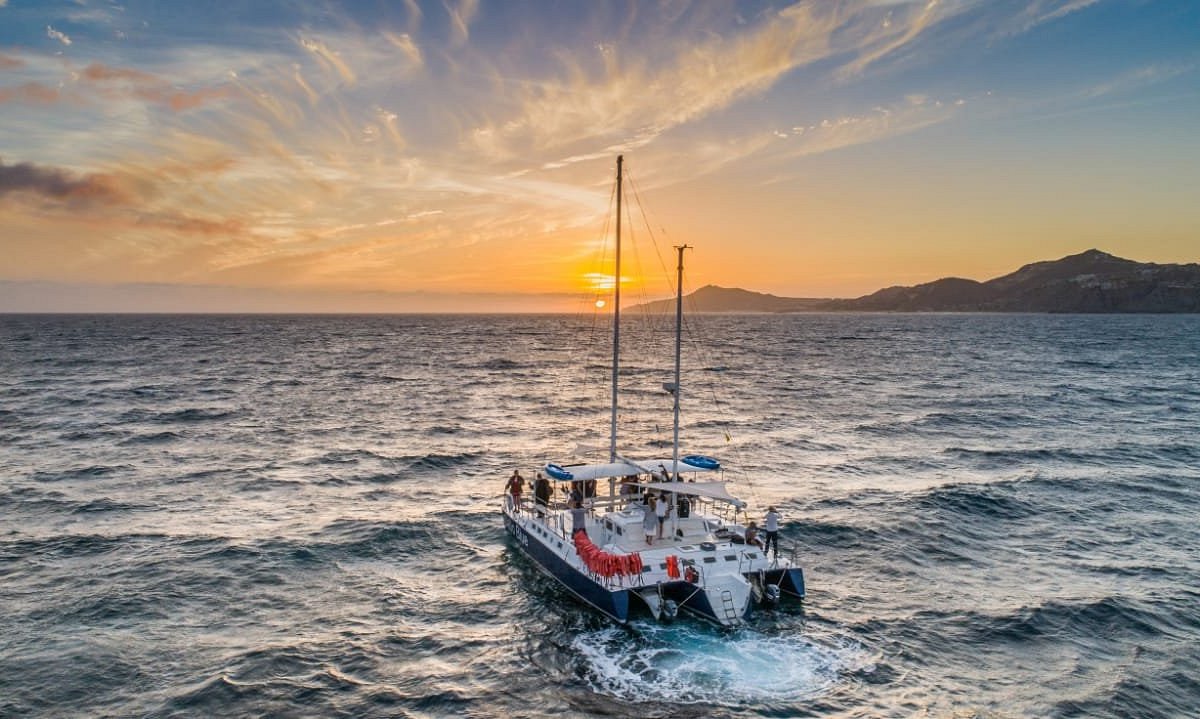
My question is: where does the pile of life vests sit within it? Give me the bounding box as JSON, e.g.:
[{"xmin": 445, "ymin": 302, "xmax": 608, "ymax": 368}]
[
  {"xmin": 665, "ymin": 555, "xmax": 699, "ymax": 583},
  {"xmin": 573, "ymin": 532, "xmax": 643, "ymax": 578}
]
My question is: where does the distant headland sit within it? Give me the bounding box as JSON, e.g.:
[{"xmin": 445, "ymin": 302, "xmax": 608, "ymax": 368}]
[{"xmin": 631, "ymin": 250, "xmax": 1200, "ymax": 313}]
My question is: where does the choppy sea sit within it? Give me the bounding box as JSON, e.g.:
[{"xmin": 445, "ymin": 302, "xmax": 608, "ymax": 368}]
[{"xmin": 1, "ymin": 313, "xmax": 1198, "ymax": 718}]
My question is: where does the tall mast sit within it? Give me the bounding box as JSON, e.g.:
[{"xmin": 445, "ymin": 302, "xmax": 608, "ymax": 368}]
[
  {"xmin": 609, "ymin": 155, "xmax": 623, "ymax": 463},
  {"xmin": 671, "ymin": 244, "xmax": 690, "ymax": 476}
]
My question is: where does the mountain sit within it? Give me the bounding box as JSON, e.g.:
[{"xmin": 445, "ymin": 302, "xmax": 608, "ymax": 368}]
[
  {"xmin": 630, "ymin": 285, "xmax": 830, "ymax": 314},
  {"xmin": 630, "ymin": 250, "xmax": 1200, "ymax": 313}
]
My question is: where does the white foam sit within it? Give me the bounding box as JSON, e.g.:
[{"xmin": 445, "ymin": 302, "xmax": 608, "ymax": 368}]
[{"xmin": 570, "ymin": 622, "xmax": 872, "ymax": 706}]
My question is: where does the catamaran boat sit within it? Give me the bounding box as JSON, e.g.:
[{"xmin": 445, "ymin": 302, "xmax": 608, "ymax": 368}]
[{"xmin": 501, "ymin": 156, "xmax": 805, "ymax": 626}]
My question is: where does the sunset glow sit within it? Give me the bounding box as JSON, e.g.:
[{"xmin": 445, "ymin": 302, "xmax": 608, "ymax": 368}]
[{"xmin": 1, "ymin": 1, "xmax": 1198, "ymax": 312}]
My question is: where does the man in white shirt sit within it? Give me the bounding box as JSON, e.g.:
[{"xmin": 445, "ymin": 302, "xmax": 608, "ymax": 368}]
[
  {"xmin": 763, "ymin": 506, "xmax": 781, "ymax": 557},
  {"xmin": 655, "ymin": 492, "xmax": 671, "ymax": 539}
]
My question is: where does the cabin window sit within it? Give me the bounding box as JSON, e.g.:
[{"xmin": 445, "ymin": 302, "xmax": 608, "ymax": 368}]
[
  {"xmin": 703, "ymin": 557, "xmax": 716, "ymax": 564},
  {"xmin": 746, "ymin": 552, "xmax": 758, "ymax": 559},
  {"xmin": 724, "ymin": 555, "xmax": 737, "ymax": 562},
  {"xmin": 659, "ymin": 562, "xmax": 668, "ymax": 570},
  {"xmin": 643, "ymin": 567, "xmax": 653, "ymax": 573},
  {"xmin": 615, "ymin": 527, "xmax": 623, "ymax": 535}
]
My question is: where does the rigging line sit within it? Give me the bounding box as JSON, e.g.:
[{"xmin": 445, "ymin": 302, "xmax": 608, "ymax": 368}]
[
  {"xmin": 626, "ymin": 168, "xmax": 751, "ymax": 478},
  {"xmin": 623, "ymin": 170, "xmax": 676, "ymax": 452},
  {"xmin": 624, "ymin": 167, "xmax": 685, "ymax": 450},
  {"xmin": 626, "ymin": 172, "xmax": 675, "ymax": 322},
  {"xmin": 557, "ymin": 173, "xmax": 618, "ymax": 452},
  {"xmin": 674, "ymin": 278, "xmax": 762, "ymax": 513}
]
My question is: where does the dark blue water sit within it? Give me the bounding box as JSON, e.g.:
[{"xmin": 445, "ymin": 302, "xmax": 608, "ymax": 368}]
[{"xmin": 1, "ymin": 313, "xmax": 1198, "ymax": 718}]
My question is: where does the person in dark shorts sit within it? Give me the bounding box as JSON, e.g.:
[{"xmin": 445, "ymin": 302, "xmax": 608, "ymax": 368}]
[{"xmin": 763, "ymin": 506, "xmax": 781, "ymax": 557}]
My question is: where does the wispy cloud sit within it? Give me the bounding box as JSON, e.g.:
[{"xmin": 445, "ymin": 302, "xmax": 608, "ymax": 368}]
[
  {"xmin": 462, "ymin": 1, "xmax": 976, "ymax": 172},
  {"xmin": 298, "ymin": 35, "xmax": 357, "ymax": 85},
  {"xmin": 783, "ymin": 93, "xmax": 967, "ymax": 157},
  {"xmin": 46, "ymin": 25, "xmax": 72, "ymax": 46},
  {"xmin": 1005, "ymin": 0, "xmax": 1103, "ymax": 37},
  {"xmin": 444, "ymin": 0, "xmax": 479, "ymax": 47}
]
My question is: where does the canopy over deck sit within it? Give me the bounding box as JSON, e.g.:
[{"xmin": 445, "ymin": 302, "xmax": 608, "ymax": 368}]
[
  {"xmin": 541, "ymin": 461, "xmax": 642, "ymax": 482},
  {"xmin": 542, "ymin": 454, "xmax": 721, "ymax": 482},
  {"xmin": 638, "ymin": 481, "xmax": 746, "ymax": 508}
]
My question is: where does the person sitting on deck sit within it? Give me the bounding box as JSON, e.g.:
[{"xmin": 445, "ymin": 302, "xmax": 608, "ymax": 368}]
[{"xmin": 744, "ymin": 521, "xmax": 765, "ymax": 550}]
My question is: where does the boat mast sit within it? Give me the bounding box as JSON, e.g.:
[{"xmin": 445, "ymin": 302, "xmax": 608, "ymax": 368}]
[
  {"xmin": 609, "ymin": 155, "xmax": 623, "ymax": 463},
  {"xmin": 671, "ymin": 244, "xmax": 690, "ymax": 476}
]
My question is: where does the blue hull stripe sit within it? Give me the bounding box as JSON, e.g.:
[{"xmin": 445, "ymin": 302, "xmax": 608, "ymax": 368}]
[{"xmin": 504, "ymin": 514, "xmax": 631, "ymax": 622}]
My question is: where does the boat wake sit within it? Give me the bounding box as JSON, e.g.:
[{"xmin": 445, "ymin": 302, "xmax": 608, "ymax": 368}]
[{"xmin": 570, "ymin": 622, "xmax": 872, "ymax": 706}]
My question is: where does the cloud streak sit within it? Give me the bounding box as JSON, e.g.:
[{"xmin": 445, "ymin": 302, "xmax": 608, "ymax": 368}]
[{"xmin": 46, "ymin": 25, "xmax": 72, "ymax": 46}]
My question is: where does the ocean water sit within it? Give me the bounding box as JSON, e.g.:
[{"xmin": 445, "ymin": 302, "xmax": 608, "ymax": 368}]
[{"xmin": 1, "ymin": 312, "xmax": 1198, "ymax": 718}]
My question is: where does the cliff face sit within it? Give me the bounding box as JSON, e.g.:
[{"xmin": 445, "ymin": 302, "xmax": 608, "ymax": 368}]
[
  {"xmin": 629, "ymin": 250, "xmax": 1200, "ymax": 313},
  {"xmin": 830, "ymin": 250, "xmax": 1200, "ymax": 313}
]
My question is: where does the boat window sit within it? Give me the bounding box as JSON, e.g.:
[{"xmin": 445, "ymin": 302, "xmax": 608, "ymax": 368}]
[
  {"xmin": 659, "ymin": 563, "xmax": 668, "ymax": 570},
  {"xmin": 702, "ymin": 557, "xmax": 716, "ymax": 564},
  {"xmin": 615, "ymin": 527, "xmax": 623, "ymax": 535},
  {"xmin": 746, "ymin": 552, "xmax": 758, "ymax": 559},
  {"xmin": 724, "ymin": 555, "xmax": 737, "ymax": 561}
]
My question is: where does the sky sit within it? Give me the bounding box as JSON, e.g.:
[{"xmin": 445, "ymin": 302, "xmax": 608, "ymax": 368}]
[{"xmin": 1, "ymin": 0, "xmax": 1197, "ymax": 312}]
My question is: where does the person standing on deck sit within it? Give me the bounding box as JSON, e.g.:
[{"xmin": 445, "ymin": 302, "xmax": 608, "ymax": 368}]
[
  {"xmin": 533, "ymin": 473, "xmax": 551, "ymax": 518},
  {"xmin": 642, "ymin": 495, "xmax": 657, "ymax": 545},
  {"xmin": 763, "ymin": 506, "xmax": 781, "ymax": 558},
  {"xmin": 569, "ymin": 499, "xmax": 588, "ymax": 537},
  {"xmin": 505, "ymin": 471, "xmax": 524, "ymax": 509},
  {"xmin": 655, "ymin": 491, "xmax": 671, "ymax": 539}
]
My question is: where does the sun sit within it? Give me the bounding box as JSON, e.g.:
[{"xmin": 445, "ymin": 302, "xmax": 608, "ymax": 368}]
[{"xmin": 595, "ymin": 299, "xmax": 606, "ymax": 308}]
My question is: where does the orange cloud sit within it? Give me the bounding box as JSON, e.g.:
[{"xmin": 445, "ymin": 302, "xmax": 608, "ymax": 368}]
[
  {"xmin": 0, "ymin": 81, "xmax": 60, "ymax": 104},
  {"xmin": 79, "ymin": 62, "xmax": 234, "ymax": 112}
]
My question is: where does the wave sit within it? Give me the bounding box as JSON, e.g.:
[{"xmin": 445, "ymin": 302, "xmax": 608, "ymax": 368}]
[
  {"xmin": 33, "ymin": 464, "xmax": 135, "ymax": 482},
  {"xmin": 70, "ymin": 498, "xmax": 149, "ymax": 513},
  {"xmin": 118, "ymin": 407, "xmax": 240, "ymax": 424},
  {"xmin": 302, "ymin": 449, "xmax": 391, "ymax": 466},
  {"xmin": 403, "ymin": 451, "xmax": 481, "ymax": 472},
  {"xmin": 974, "ymin": 595, "xmax": 1169, "ymax": 644},
  {"xmin": 570, "ymin": 622, "xmax": 873, "ymax": 707},
  {"xmin": 915, "ymin": 482, "xmax": 1039, "ymax": 520},
  {"xmin": 119, "ymin": 430, "xmax": 182, "ymax": 445},
  {"xmin": 479, "ymin": 358, "xmax": 525, "ymax": 371}
]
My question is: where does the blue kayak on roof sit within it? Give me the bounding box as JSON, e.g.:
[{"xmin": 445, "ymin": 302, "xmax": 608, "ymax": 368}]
[{"xmin": 682, "ymin": 455, "xmax": 720, "ymax": 470}]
